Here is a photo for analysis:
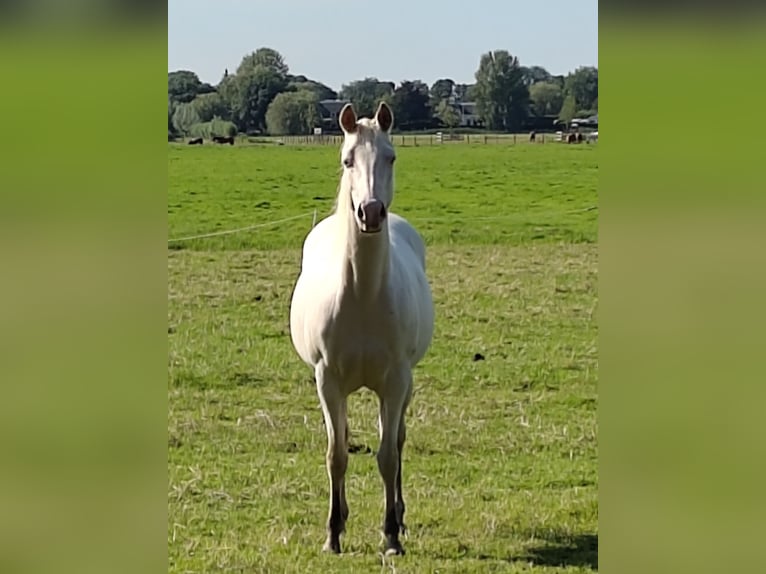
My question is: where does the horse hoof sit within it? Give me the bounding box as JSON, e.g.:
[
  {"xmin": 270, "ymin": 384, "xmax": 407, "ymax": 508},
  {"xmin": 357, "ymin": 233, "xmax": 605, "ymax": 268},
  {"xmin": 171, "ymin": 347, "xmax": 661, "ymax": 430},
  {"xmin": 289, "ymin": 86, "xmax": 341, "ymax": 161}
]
[
  {"xmin": 384, "ymin": 543, "xmax": 405, "ymax": 556},
  {"xmin": 385, "ymin": 546, "xmax": 405, "ymax": 556},
  {"xmin": 322, "ymin": 539, "xmax": 341, "ymax": 554}
]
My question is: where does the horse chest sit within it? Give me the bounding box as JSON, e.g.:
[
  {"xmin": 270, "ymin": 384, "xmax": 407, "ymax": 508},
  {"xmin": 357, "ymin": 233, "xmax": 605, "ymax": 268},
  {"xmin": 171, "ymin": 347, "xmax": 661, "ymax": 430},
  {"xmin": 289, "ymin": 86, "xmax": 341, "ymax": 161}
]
[{"xmin": 321, "ymin": 298, "xmax": 403, "ymax": 384}]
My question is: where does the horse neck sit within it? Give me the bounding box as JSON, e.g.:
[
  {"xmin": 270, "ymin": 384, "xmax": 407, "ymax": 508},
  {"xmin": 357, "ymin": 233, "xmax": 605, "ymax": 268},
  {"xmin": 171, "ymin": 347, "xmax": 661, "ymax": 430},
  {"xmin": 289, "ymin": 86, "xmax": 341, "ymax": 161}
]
[{"xmin": 336, "ymin": 178, "xmax": 390, "ymax": 301}]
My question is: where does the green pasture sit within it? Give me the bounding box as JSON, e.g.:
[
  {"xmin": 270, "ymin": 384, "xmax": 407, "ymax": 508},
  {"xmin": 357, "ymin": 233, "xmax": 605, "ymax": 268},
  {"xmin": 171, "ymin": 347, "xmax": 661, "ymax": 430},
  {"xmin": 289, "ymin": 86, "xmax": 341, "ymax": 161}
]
[{"xmin": 168, "ymin": 142, "xmax": 598, "ymax": 572}]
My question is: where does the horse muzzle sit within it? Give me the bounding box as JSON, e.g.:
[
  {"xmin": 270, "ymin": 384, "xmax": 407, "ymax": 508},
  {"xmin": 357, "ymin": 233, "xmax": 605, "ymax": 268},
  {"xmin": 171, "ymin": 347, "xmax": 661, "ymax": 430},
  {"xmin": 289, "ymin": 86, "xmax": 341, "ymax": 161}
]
[{"xmin": 356, "ymin": 199, "xmax": 387, "ymax": 233}]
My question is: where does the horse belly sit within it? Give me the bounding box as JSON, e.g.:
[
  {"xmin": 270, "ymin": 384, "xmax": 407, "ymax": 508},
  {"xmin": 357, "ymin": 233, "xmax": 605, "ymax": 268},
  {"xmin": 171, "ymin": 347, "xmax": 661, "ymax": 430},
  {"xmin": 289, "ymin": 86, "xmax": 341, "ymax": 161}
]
[{"xmin": 389, "ymin": 254, "xmax": 434, "ymax": 367}]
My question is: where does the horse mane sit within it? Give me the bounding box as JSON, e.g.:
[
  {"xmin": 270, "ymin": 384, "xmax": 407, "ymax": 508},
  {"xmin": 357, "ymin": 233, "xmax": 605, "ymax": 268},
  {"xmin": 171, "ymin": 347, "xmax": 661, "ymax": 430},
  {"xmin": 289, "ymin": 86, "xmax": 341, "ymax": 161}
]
[{"xmin": 333, "ymin": 169, "xmax": 350, "ymax": 215}]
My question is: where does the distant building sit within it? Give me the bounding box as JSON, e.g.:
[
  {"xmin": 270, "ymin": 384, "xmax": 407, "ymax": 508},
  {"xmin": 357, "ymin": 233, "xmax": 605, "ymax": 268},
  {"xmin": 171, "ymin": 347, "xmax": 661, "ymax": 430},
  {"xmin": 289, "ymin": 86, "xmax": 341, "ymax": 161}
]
[
  {"xmin": 573, "ymin": 114, "xmax": 598, "ymax": 128},
  {"xmin": 320, "ymin": 98, "xmax": 486, "ymax": 130},
  {"xmin": 318, "ymin": 99, "xmax": 350, "ymax": 133},
  {"xmin": 553, "ymin": 113, "xmax": 598, "ymax": 132},
  {"xmin": 455, "ymin": 102, "xmax": 482, "ymax": 127}
]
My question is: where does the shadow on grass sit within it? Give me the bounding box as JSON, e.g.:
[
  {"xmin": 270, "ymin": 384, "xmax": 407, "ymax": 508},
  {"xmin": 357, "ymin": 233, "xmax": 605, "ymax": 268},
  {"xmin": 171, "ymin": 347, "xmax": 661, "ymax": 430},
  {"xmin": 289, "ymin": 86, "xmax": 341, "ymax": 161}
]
[
  {"xmin": 519, "ymin": 533, "xmax": 598, "ymax": 570},
  {"xmin": 433, "ymin": 532, "xmax": 598, "ymax": 570}
]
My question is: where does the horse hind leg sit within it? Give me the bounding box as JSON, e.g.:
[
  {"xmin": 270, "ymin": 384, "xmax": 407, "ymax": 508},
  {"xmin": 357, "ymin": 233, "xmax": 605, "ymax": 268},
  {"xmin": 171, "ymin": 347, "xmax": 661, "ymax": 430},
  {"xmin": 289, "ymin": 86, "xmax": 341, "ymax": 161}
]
[{"xmin": 316, "ymin": 366, "xmax": 349, "ymax": 553}]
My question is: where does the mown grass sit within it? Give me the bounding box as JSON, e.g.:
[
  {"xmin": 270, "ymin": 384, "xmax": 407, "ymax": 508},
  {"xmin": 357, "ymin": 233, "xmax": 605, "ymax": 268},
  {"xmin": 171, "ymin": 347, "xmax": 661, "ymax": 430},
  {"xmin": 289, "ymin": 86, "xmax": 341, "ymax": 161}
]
[
  {"xmin": 168, "ymin": 144, "xmax": 597, "ymax": 250},
  {"xmin": 168, "ymin": 143, "xmax": 598, "ymax": 573}
]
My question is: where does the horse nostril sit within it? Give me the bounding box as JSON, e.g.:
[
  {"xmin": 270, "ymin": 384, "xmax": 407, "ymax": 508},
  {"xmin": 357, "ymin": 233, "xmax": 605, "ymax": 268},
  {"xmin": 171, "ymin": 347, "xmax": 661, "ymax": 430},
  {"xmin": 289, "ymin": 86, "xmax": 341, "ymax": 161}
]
[{"xmin": 357, "ymin": 204, "xmax": 364, "ymax": 221}]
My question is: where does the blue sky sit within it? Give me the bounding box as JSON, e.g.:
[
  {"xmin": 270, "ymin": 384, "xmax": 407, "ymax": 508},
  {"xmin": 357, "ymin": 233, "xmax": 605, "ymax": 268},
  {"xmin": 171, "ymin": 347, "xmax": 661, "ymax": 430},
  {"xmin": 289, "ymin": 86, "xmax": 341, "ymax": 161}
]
[{"xmin": 168, "ymin": 0, "xmax": 598, "ymax": 91}]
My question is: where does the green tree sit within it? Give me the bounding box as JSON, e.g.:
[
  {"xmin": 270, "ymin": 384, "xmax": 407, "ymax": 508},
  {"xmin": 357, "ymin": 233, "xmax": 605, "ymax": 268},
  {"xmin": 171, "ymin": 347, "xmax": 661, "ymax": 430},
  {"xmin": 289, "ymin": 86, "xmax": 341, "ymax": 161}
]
[
  {"xmin": 197, "ymin": 82, "xmax": 216, "ymax": 96},
  {"xmin": 456, "ymin": 83, "xmax": 480, "ymax": 102},
  {"xmin": 212, "ymin": 117, "xmax": 238, "ymax": 137},
  {"xmin": 168, "ymin": 70, "xmax": 203, "ymax": 103},
  {"xmin": 529, "ymin": 81, "xmax": 564, "ymax": 116},
  {"xmin": 217, "ymin": 73, "xmax": 239, "ymax": 113},
  {"xmin": 237, "ymin": 47, "xmax": 289, "ymax": 77},
  {"xmin": 564, "ymin": 66, "xmax": 598, "ymax": 112},
  {"xmin": 288, "ymin": 78, "xmax": 337, "ymax": 101},
  {"xmin": 339, "ymin": 78, "xmax": 394, "ymax": 118},
  {"xmin": 429, "ymin": 78, "xmax": 455, "ymax": 106},
  {"xmin": 473, "ymin": 50, "xmax": 530, "ymax": 131},
  {"xmin": 226, "ymin": 65, "xmax": 288, "ymax": 133},
  {"xmin": 558, "ymin": 94, "xmax": 577, "ymax": 129},
  {"xmin": 390, "ymin": 80, "xmax": 431, "ymax": 129},
  {"xmin": 521, "ymin": 65, "xmax": 552, "ymax": 86},
  {"xmin": 435, "ymin": 100, "xmax": 460, "ymax": 130},
  {"xmin": 168, "ymin": 97, "xmax": 177, "ymax": 135},
  {"xmin": 265, "ymin": 90, "xmax": 321, "ymax": 135},
  {"xmin": 172, "ymin": 102, "xmax": 201, "ymax": 136},
  {"xmin": 188, "ymin": 117, "xmax": 238, "ymax": 139},
  {"xmin": 191, "ymin": 92, "xmax": 231, "ymax": 122}
]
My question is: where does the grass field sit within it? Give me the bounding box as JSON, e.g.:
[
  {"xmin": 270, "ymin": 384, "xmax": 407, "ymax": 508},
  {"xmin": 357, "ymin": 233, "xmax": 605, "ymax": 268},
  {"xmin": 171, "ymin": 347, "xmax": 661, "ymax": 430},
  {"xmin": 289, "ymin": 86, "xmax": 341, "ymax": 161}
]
[{"xmin": 168, "ymin": 142, "xmax": 598, "ymax": 572}]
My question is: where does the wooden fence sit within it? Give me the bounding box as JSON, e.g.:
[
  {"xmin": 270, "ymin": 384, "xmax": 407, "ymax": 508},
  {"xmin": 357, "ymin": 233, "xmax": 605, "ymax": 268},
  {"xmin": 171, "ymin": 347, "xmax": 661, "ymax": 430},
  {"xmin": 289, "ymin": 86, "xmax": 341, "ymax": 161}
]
[{"xmin": 253, "ymin": 132, "xmax": 573, "ymax": 147}]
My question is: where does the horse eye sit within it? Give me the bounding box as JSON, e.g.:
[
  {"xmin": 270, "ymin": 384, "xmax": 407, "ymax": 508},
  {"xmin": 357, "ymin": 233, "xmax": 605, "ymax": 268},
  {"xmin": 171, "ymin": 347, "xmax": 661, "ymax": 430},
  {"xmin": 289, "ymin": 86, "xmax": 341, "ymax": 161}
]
[{"xmin": 343, "ymin": 157, "xmax": 354, "ymax": 168}]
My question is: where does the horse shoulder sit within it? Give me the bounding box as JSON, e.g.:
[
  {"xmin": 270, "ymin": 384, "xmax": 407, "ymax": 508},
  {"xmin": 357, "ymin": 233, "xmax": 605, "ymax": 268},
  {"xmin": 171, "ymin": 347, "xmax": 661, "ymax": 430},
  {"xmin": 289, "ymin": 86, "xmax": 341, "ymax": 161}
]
[
  {"xmin": 387, "ymin": 215, "xmax": 434, "ymax": 365},
  {"xmin": 291, "ymin": 215, "xmax": 344, "ymax": 366},
  {"xmin": 388, "ymin": 213, "xmax": 427, "ymax": 270},
  {"xmin": 290, "ymin": 280, "xmax": 337, "ymax": 366},
  {"xmin": 300, "ymin": 214, "xmax": 342, "ymax": 272}
]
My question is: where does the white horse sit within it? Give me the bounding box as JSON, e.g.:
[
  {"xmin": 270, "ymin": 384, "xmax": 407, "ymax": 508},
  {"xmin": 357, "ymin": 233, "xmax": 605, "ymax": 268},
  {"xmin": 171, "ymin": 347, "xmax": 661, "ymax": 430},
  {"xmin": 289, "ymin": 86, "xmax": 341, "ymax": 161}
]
[{"xmin": 289, "ymin": 102, "xmax": 434, "ymax": 556}]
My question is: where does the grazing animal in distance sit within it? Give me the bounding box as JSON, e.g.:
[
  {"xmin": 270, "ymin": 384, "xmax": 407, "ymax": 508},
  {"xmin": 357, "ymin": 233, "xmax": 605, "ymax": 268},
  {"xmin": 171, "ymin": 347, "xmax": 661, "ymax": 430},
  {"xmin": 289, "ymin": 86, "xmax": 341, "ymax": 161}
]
[
  {"xmin": 212, "ymin": 135, "xmax": 234, "ymax": 145},
  {"xmin": 289, "ymin": 102, "xmax": 434, "ymax": 556},
  {"xmin": 529, "ymin": 130, "xmax": 536, "ymax": 142},
  {"xmin": 188, "ymin": 137, "xmax": 203, "ymax": 145}
]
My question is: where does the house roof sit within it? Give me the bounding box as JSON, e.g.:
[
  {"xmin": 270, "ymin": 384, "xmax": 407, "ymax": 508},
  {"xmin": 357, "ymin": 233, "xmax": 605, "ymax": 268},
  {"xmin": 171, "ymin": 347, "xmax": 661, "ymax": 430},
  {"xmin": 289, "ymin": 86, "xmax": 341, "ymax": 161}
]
[
  {"xmin": 319, "ymin": 99, "xmax": 350, "ymax": 115},
  {"xmin": 555, "ymin": 113, "xmax": 598, "ymax": 127},
  {"xmin": 574, "ymin": 114, "xmax": 598, "ymax": 124}
]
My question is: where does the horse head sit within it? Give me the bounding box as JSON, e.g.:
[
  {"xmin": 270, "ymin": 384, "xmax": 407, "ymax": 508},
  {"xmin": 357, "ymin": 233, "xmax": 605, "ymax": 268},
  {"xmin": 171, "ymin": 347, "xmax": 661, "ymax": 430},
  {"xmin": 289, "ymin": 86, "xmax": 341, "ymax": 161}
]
[{"xmin": 338, "ymin": 102, "xmax": 396, "ymax": 235}]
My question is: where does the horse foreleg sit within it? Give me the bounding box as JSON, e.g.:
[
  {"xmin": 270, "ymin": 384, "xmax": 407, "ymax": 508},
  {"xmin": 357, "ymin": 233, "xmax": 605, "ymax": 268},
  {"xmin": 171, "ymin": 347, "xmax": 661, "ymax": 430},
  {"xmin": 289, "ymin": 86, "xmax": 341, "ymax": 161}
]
[
  {"xmin": 376, "ymin": 369, "xmax": 412, "ymax": 555},
  {"xmin": 316, "ymin": 366, "xmax": 349, "ymax": 553},
  {"xmin": 395, "ymin": 386, "xmax": 412, "ymax": 537}
]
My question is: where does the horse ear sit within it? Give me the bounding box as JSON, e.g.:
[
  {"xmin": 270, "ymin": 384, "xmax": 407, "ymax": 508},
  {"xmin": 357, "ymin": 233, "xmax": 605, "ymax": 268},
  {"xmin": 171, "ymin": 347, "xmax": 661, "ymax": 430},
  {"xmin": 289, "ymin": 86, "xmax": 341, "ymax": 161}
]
[
  {"xmin": 339, "ymin": 104, "xmax": 357, "ymax": 134},
  {"xmin": 375, "ymin": 101, "xmax": 394, "ymax": 133}
]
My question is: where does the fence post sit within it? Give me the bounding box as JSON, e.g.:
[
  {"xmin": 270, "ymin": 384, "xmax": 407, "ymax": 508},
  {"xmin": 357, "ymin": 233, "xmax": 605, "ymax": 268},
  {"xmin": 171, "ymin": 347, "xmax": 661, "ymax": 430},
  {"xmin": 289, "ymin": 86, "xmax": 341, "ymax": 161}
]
[
  {"xmin": 513, "ymin": 134, "xmax": 516, "ymax": 145},
  {"xmin": 542, "ymin": 133, "xmax": 545, "ymax": 144},
  {"xmin": 484, "ymin": 135, "xmax": 487, "ymax": 144}
]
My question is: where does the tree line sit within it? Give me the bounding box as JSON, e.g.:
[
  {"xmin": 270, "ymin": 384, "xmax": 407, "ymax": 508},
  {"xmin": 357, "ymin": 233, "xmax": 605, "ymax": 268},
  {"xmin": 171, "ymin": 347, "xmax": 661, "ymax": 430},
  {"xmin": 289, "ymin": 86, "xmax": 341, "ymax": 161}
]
[{"xmin": 168, "ymin": 47, "xmax": 597, "ymax": 138}]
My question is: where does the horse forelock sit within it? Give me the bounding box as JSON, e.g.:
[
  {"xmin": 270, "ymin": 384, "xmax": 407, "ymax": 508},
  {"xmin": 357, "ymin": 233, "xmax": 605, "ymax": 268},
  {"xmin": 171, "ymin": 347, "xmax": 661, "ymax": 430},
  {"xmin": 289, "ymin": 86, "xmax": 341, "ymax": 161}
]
[{"xmin": 353, "ymin": 118, "xmax": 391, "ymax": 142}]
